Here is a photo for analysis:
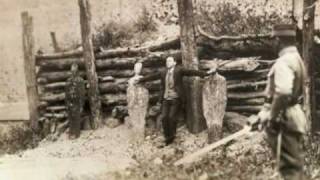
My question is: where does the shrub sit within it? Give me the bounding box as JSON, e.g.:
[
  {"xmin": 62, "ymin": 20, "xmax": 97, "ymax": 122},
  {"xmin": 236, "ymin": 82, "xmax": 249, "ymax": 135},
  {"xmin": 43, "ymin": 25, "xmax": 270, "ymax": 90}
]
[
  {"xmin": 197, "ymin": 1, "xmax": 291, "ymax": 36},
  {"xmin": 93, "ymin": 6, "xmax": 157, "ymax": 49}
]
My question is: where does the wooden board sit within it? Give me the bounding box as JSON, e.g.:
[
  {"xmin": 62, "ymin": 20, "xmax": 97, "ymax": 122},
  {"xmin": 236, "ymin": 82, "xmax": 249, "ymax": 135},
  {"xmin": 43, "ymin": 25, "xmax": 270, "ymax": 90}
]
[
  {"xmin": 202, "ymin": 73, "xmax": 227, "ymax": 143},
  {"xmin": 174, "ymin": 125, "xmax": 251, "ymax": 166},
  {"xmin": 0, "ymin": 102, "xmax": 29, "ymax": 121}
]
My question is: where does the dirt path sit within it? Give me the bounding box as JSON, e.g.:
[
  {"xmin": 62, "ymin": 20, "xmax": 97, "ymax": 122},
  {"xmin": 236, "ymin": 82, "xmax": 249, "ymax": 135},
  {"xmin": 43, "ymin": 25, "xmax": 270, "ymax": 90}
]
[{"xmin": 0, "ymin": 125, "xmax": 137, "ymax": 180}]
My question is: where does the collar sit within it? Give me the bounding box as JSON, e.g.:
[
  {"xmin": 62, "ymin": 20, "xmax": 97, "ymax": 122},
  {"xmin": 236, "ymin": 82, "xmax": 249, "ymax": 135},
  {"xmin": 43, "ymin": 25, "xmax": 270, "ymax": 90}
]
[{"xmin": 278, "ymin": 46, "xmax": 298, "ymax": 57}]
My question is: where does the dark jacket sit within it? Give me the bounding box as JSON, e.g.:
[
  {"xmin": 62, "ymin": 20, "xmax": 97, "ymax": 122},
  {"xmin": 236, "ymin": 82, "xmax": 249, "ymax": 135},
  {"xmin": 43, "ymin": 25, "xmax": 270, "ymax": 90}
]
[{"xmin": 139, "ymin": 66, "xmax": 208, "ymax": 102}]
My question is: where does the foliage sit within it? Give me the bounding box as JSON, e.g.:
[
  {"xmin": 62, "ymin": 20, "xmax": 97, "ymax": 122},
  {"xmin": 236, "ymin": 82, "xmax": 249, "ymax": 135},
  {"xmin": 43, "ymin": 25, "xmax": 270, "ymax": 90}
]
[
  {"xmin": 93, "ymin": 6, "xmax": 157, "ymax": 49},
  {"xmin": 0, "ymin": 124, "xmax": 40, "ymax": 155},
  {"xmin": 304, "ymin": 134, "xmax": 320, "ymax": 179},
  {"xmin": 197, "ymin": 1, "xmax": 291, "ymax": 36}
]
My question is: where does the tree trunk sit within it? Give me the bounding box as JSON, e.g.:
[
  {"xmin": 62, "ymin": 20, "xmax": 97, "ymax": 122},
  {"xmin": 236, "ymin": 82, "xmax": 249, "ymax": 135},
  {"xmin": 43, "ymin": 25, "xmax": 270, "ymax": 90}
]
[
  {"xmin": 178, "ymin": 0, "xmax": 207, "ymax": 133},
  {"xmin": 79, "ymin": 0, "xmax": 102, "ymax": 128},
  {"xmin": 22, "ymin": 12, "xmax": 39, "ymax": 130},
  {"xmin": 302, "ymin": 0, "xmax": 317, "ymax": 131}
]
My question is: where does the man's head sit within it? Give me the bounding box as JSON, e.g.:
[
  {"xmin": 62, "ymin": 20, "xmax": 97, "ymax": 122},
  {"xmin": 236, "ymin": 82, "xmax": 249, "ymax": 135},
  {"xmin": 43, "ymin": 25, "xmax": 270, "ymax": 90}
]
[
  {"xmin": 134, "ymin": 62, "xmax": 143, "ymax": 75},
  {"xmin": 272, "ymin": 24, "xmax": 297, "ymax": 51},
  {"xmin": 166, "ymin": 56, "xmax": 176, "ymax": 69}
]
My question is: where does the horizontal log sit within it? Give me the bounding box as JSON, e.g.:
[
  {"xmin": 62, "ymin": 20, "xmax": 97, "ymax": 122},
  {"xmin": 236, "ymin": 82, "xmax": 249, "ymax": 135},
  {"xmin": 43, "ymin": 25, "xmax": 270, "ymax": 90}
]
[
  {"xmin": 197, "ymin": 25, "xmax": 273, "ymax": 41},
  {"xmin": 96, "ymin": 38, "xmax": 180, "ymax": 59},
  {"xmin": 37, "ymin": 50, "xmax": 181, "ymax": 71},
  {"xmin": 227, "ymin": 91, "xmax": 265, "ymax": 100},
  {"xmin": 222, "ymin": 69, "xmax": 269, "ymax": 80},
  {"xmin": 227, "ymin": 81, "xmax": 267, "ymax": 90},
  {"xmin": 226, "ymin": 105, "xmax": 263, "ymax": 113},
  {"xmin": 227, "ymin": 98, "xmax": 265, "ymax": 106},
  {"xmin": 38, "ymin": 101, "xmax": 48, "ymax": 109},
  {"xmin": 36, "ymin": 49, "xmax": 83, "ymax": 60},
  {"xmin": 43, "ymin": 112, "xmax": 67, "ymax": 119},
  {"xmin": 101, "ymin": 93, "xmax": 159, "ymax": 106},
  {"xmin": 40, "ymin": 93, "xmax": 65, "ymax": 103},
  {"xmin": 46, "ymin": 106, "xmax": 67, "ymax": 112},
  {"xmin": 37, "ymin": 78, "xmax": 48, "ymax": 84},
  {"xmin": 37, "ymin": 50, "xmax": 265, "ymax": 73},
  {"xmin": 43, "ymin": 82, "xmax": 66, "ymax": 91},
  {"xmin": 37, "ymin": 58, "xmax": 84, "ymax": 71},
  {"xmin": 99, "ymin": 76, "xmax": 115, "ymax": 82},
  {"xmin": 98, "ymin": 67, "xmax": 166, "ymax": 78},
  {"xmin": 148, "ymin": 37, "xmax": 180, "ymax": 51},
  {"xmin": 37, "ymin": 71, "xmax": 86, "ymax": 82},
  {"xmin": 99, "ymin": 80, "xmax": 161, "ymax": 94}
]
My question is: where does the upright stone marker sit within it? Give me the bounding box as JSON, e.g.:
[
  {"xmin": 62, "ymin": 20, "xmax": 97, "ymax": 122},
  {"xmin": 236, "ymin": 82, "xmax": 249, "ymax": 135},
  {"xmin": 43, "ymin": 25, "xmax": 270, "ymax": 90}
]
[
  {"xmin": 202, "ymin": 73, "xmax": 227, "ymax": 143},
  {"xmin": 127, "ymin": 81, "xmax": 149, "ymax": 139}
]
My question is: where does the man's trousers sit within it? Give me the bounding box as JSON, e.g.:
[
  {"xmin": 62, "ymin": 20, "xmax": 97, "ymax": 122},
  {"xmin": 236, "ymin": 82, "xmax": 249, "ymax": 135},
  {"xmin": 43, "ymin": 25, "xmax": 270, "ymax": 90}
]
[
  {"xmin": 265, "ymin": 121, "xmax": 304, "ymax": 180},
  {"xmin": 159, "ymin": 99, "xmax": 180, "ymax": 144}
]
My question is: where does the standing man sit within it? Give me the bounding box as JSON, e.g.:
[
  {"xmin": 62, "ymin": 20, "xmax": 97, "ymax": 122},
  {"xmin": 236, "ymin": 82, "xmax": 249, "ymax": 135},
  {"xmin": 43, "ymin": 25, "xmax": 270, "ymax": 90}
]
[
  {"xmin": 136, "ymin": 57, "xmax": 215, "ymax": 145},
  {"xmin": 256, "ymin": 24, "xmax": 307, "ymax": 180},
  {"xmin": 65, "ymin": 63, "xmax": 86, "ymax": 139}
]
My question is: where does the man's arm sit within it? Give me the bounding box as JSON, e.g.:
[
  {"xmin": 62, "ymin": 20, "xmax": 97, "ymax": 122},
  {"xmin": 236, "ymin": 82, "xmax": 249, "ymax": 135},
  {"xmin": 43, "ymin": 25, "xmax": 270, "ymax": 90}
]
[
  {"xmin": 269, "ymin": 61, "xmax": 295, "ymax": 120},
  {"xmin": 181, "ymin": 68, "xmax": 212, "ymax": 77},
  {"xmin": 139, "ymin": 72, "xmax": 162, "ymax": 83}
]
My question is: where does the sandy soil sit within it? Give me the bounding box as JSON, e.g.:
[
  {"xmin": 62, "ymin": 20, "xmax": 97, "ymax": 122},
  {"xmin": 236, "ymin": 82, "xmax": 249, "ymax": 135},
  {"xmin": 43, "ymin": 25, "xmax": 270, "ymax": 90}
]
[
  {"xmin": 1, "ymin": 116, "xmax": 319, "ymax": 180},
  {"xmin": 0, "ymin": 125, "xmax": 136, "ymax": 180},
  {"xmin": 0, "ymin": 113, "xmax": 275, "ymax": 180}
]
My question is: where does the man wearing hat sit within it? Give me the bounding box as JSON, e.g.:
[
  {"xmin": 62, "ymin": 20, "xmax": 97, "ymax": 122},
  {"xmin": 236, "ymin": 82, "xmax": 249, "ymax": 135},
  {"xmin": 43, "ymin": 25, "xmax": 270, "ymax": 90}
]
[{"xmin": 255, "ymin": 24, "xmax": 307, "ymax": 179}]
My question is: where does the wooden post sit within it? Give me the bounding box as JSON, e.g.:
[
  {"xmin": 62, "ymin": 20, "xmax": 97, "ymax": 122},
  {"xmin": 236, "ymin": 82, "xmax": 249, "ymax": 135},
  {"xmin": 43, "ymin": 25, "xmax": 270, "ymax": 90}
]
[
  {"xmin": 302, "ymin": 0, "xmax": 317, "ymax": 131},
  {"xmin": 79, "ymin": 0, "xmax": 102, "ymax": 128},
  {"xmin": 177, "ymin": 0, "xmax": 207, "ymax": 133},
  {"xmin": 22, "ymin": 12, "xmax": 39, "ymax": 130},
  {"xmin": 50, "ymin": 32, "xmax": 61, "ymax": 52}
]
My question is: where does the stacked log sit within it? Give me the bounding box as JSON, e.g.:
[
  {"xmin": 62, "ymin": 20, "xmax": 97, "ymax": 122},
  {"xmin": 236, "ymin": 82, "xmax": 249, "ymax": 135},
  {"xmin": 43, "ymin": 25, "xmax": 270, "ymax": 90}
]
[{"xmin": 35, "ymin": 37, "xmax": 277, "ymax": 132}]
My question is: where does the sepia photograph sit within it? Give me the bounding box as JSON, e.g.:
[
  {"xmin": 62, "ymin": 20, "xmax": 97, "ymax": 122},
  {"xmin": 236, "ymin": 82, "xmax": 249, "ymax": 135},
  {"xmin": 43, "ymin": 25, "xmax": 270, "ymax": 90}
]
[{"xmin": 0, "ymin": 0, "xmax": 320, "ymax": 179}]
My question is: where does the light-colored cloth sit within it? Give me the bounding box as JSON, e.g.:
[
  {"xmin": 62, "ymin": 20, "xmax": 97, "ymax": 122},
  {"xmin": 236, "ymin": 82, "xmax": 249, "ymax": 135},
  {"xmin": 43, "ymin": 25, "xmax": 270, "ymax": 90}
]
[
  {"xmin": 265, "ymin": 46, "xmax": 307, "ymax": 133},
  {"xmin": 164, "ymin": 67, "xmax": 178, "ymax": 100}
]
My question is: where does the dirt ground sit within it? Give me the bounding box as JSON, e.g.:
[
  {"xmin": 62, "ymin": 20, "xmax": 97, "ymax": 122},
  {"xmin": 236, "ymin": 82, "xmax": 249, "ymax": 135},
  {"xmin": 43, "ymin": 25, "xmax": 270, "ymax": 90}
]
[
  {"xmin": 0, "ymin": 113, "xmax": 304, "ymax": 180},
  {"xmin": 0, "ymin": 113, "xmax": 320, "ymax": 180}
]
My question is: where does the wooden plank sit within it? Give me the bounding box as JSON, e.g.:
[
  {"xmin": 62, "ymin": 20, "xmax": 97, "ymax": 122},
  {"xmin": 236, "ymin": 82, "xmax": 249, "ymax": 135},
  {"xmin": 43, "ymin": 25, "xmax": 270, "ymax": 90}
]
[
  {"xmin": 0, "ymin": 103, "xmax": 29, "ymax": 121},
  {"xmin": 79, "ymin": 0, "xmax": 102, "ymax": 128},
  {"xmin": 174, "ymin": 125, "xmax": 251, "ymax": 166},
  {"xmin": 22, "ymin": 12, "xmax": 39, "ymax": 128}
]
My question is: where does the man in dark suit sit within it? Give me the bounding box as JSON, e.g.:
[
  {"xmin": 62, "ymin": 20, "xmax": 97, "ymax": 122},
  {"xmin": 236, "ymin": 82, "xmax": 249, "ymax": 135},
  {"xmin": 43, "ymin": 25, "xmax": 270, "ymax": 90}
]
[{"xmin": 135, "ymin": 57, "xmax": 215, "ymax": 145}]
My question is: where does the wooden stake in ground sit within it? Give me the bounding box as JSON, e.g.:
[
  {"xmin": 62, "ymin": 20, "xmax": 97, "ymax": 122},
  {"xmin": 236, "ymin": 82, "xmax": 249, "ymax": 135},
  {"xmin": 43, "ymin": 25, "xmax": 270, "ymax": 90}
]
[
  {"xmin": 22, "ymin": 12, "xmax": 40, "ymax": 130},
  {"xmin": 177, "ymin": 0, "xmax": 207, "ymax": 133},
  {"xmin": 50, "ymin": 32, "xmax": 61, "ymax": 52},
  {"xmin": 202, "ymin": 73, "xmax": 227, "ymax": 143},
  {"xmin": 79, "ymin": 0, "xmax": 102, "ymax": 128},
  {"xmin": 302, "ymin": 0, "xmax": 317, "ymax": 131}
]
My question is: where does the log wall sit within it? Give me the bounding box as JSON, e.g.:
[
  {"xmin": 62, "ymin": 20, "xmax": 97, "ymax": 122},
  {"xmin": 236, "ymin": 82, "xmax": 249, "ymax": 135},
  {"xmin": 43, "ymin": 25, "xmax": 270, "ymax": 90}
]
[{"xmin": 35, "ymin": 38, "xmax": 276, "ymax": 126}]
